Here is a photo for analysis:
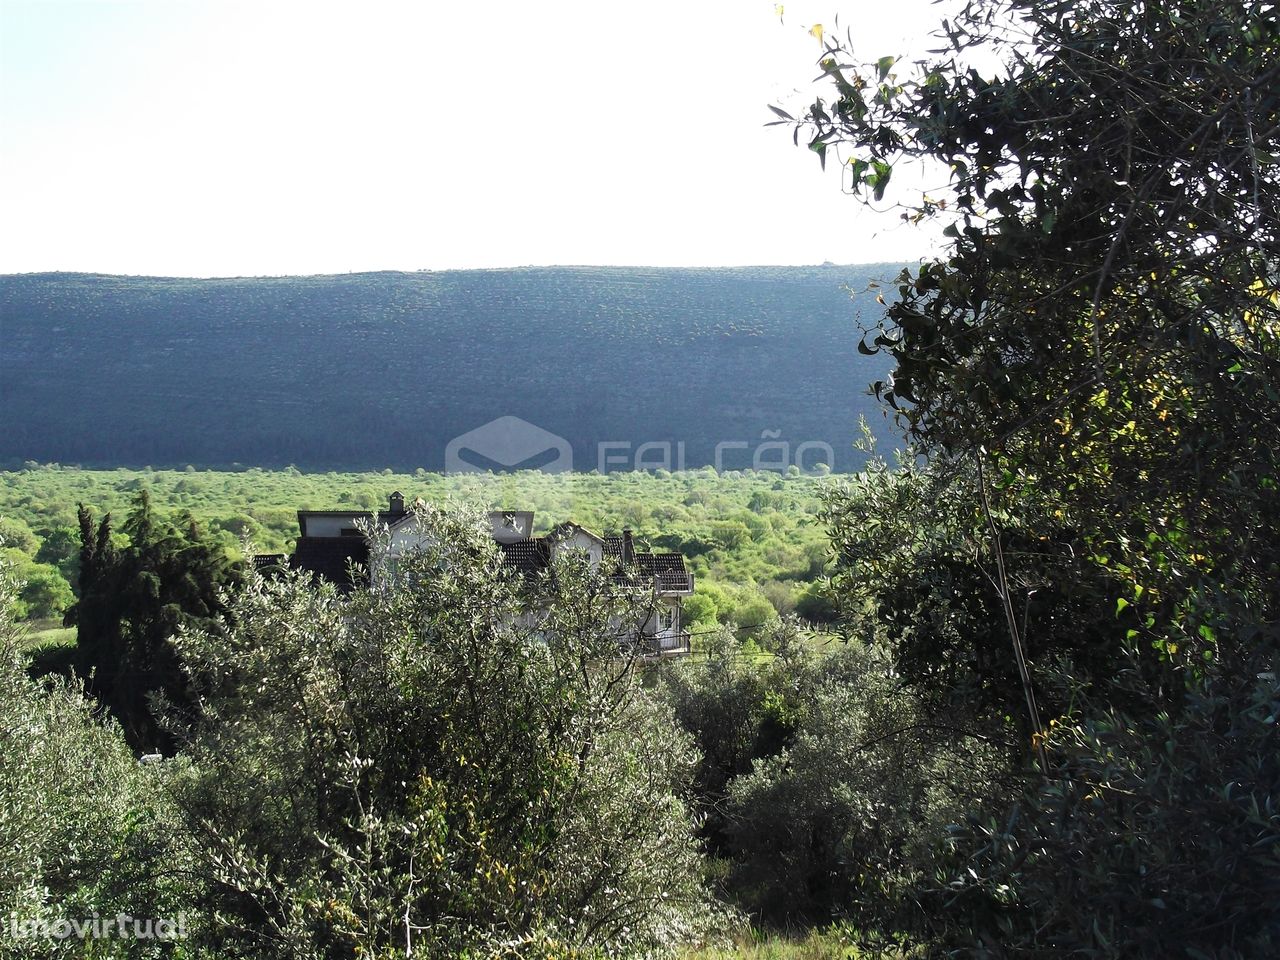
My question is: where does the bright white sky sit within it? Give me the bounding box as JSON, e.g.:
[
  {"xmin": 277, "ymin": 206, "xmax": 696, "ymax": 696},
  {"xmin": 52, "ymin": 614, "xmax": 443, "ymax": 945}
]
[{"xmin": 0, "ymin": 0, "xmax": 948, "ymax": 277}]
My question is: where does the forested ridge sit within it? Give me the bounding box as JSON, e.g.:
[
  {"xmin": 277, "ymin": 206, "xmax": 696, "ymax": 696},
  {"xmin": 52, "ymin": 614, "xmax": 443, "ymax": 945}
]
[{"xmin": 0, "ymin": 266, "xmax": 898, "ymax": 472}]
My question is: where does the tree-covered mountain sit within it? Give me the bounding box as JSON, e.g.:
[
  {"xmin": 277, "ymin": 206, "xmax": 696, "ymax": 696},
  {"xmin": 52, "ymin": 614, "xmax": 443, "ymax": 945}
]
[{"xmin": 0, "ymin": 266, "xmax": 901, "ymax": 472}]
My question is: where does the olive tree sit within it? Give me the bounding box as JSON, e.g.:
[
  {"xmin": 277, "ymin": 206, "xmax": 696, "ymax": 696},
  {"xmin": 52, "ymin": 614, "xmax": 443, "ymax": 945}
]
[
  {"xmin": 171, "ymin": 502, "xmax": 721, "ymax": 958},
  {"xmin": 791, "ymin": 0, "xmax": 1280, "ymax": 672},
  {"xmin": 0, "ymin": 559, "xmax": 196, "ymax": 959}
]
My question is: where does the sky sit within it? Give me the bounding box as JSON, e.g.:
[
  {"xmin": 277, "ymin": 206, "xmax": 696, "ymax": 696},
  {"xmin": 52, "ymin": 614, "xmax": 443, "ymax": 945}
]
[{"xmin": 0, "ymin": 0, "xmax": 948, "ymax": 277}]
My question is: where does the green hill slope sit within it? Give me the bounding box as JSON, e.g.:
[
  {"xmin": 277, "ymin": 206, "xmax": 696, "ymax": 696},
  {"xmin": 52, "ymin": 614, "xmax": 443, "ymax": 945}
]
[{"xmin": 0, "ymin": 265, "xmax": 902, "ymax": 471}]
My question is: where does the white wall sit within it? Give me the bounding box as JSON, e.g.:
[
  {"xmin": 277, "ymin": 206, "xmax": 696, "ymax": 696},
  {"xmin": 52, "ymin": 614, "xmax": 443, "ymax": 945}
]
[
  {"xmin": 490, "ymin": 511, "xmax": 534, "ymax": 543},
  {"xmin": 643, "ymin": 598, "xmax": 681, "ymax": 636},
  {"xmin": 300, "ymin": 514, "xmax": 367, "ymax": 537},
  {"xmin": 550, "ymin": 529, "xmax": 604, "ymax": 567}
]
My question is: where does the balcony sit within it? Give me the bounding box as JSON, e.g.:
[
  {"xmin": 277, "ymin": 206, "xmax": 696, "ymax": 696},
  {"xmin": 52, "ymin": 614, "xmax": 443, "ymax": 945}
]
[{"xmin": 650, "ymin": 630, "xmax": 691, "ymax": 657}]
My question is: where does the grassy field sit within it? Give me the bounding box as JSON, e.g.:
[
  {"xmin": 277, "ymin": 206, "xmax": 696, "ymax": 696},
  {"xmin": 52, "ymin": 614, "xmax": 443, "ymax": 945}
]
[
  {"xmin": 17, "ymin": 618, "xmax": 75, "ymax": 650},
  {"xmin": 684, "ymin": 936, "xmax": 850, "ymax": 959}
]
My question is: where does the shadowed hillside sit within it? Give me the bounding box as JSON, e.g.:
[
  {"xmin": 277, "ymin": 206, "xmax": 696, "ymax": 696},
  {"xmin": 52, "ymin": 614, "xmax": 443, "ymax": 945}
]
[{"xmin": 0, "ymin": 265, "xmax": 901, "ymax": 471}]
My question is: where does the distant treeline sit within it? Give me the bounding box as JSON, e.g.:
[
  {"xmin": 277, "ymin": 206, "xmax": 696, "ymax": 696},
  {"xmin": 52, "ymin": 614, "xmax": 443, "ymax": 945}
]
[{"xmin": 0, "ymin": 266, "xmax": 902, "ymax": 472}]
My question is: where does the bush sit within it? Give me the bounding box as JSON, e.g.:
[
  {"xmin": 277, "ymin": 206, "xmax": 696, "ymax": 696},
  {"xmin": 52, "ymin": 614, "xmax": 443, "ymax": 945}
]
[
  {"xmin": 171, "ymin": 502, "xmax": 721, "ymax": 957},
  {"xmin": 33, "ymin": 525, "xmax": 80, "ymax": 586},
  {"xmin": 923, "ymin": 644, "xmax": 1280, "ymax": 958},
  {"xmin": 0, "ymin": 560, "xmax": 196, "ymax": 958},
  {"xmin": 0, "ymin": 549, "xmax": 75, "ymax": 621},
  {"xmin": 793, "ymin": 581, "xmax": 837, "ymax": 624},
  {"xmin": 724, "ymin": 644, "xmax": 1001, "ymax": 926},
  {"xmin": 658, "ymin": 620, "xmax": 1001, "ymax": 929},
  {"xmin": 723, "ymin": 591, "xmax": 776, "ymax": 631},
  {"xmin": 0, "ymin": 517, "xmax": 40, "ymax": 556},
  {"xmin": 17, "ymin": 563, "xmax": 75, "ymax": 621},
  {"xmin": 821, "ymin": 455, "xmax": 1126, "ymax": 729},
  {"xmin": 681, "ymin": 590, "xmax": 720, "ymax": 628},
  {"xmin": 819, "ymin": 450, "xmax": 1280, "ymax": 955},
  {"xmin": 657, "ymin": 625, "xmax": 799, "ymax": 854},
  {"xmin": 759, "ymin": 581, "xmax": 796, "ymax": 617}
]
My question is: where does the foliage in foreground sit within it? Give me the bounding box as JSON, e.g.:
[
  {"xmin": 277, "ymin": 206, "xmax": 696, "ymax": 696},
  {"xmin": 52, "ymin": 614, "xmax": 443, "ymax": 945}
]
[
  {"xmin": 799, "ymin": 0, "xmax": 1280, "ymax": 676},
  {"xmin": 0, "ymin": 561, "xmax": 194, "ymax": 959},
  {"xmin": 658, "ymin": 622, "xmax": 1003, "ymax": 932},
  {"xmin": 935, "ymin": 642, "xmax": 1280, "ymax": 957},
  {"xmin": 1, "ymin": 504, "xmax": 729, "ymax": 958},
  {"xmin": 789, "ymin": 0, "xmax": 1280, "ymax": 954},
  {"xmin": 820, "ymin": 452, "xmax": 1280, "ymax": 956},
  {"xmin": 171, "ymin": 503, "xmax": 721, "ymax": 958}
]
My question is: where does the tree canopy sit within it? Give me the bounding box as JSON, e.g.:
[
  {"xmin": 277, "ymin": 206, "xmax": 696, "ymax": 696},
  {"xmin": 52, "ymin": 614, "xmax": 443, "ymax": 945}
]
[
  {"xmin": 797, "ymin": 0, "xmax": 1279, "ymax": 675},
  {"xmin": 67, "ymin": 490, "xmax": 241, "ymax": 751},
  {"xmin": 796, "ymin": 1, "xmax": 1280, "ymax": 953}
]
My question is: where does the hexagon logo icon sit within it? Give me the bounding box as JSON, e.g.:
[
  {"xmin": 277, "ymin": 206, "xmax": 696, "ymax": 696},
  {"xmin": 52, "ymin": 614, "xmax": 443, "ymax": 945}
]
[{"xmin": 445, "ymin": 416, "xmax": 573, "ymax": 474}]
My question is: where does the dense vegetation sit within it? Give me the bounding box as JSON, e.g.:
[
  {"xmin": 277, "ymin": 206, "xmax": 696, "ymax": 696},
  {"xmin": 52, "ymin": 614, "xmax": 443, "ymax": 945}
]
[
  {"xmin": 0, "ymin": 464, "xmax": 839, "ymax": 634},
  {"xmin": 0, "ymin": 569, "xmax": 192, "ymax": 960},
  {"xmin": 0, "ymin": 266, "xmax": 898, "ymax": 472},
  {"xmin": 2, "ymin": 0, "xmax": 1278, "ymax": 956},
  {"xmin": 67, "ymin": 492, "xmax": 241, "ymax": 751},
  {"xmin": 0, "ymin": 512, "xmax": 724, "ymax": 958},
  {"xmin": 787, "ymin": 0, "xmax": 1280, "ymax": 953}
]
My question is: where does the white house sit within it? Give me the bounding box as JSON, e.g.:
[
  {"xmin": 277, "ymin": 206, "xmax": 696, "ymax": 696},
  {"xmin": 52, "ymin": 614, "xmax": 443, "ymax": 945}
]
[{"xmin": 257, "ymin": 493, "xmax": 693, "ymax": 655}]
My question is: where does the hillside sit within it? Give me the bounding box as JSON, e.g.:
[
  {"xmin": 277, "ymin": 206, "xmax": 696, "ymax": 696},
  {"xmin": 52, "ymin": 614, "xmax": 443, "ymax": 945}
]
[{"xmin": 0, "ymin": 266, "xmax": 902, "ymax": 472}]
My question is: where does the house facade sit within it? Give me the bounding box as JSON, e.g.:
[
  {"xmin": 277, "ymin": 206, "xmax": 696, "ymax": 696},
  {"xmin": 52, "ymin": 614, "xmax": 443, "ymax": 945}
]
[{"xmin": 256, "ymin": 493, "xmax": 693, "ymax": 655}]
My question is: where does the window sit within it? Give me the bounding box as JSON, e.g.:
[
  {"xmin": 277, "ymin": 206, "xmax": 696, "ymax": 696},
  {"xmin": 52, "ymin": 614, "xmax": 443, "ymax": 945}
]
[{"xmin": 657, "ymin": 606, "xmax": 674, "ymax": 632}]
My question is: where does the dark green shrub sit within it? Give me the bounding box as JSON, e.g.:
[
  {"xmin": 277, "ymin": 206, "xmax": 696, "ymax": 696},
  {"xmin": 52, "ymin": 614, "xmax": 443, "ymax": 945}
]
[
  {"xmin": 67, "ymin": 492, "xmax": 241, "ymax": 752},
  {"xmin": 916, "ymin": 641, "xmax": 1280, "ymax": 959},
  {"xmin": 724, "ymin": 644, "xmax": 1001, "ymax": 927},
  {"xmin": 657, "ymin": 625, "xmax": 798, "ymax": 854}
]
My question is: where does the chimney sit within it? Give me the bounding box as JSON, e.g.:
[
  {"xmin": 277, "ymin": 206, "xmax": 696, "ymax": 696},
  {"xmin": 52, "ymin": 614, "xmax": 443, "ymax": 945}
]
[
  {"xmin": 622, "ymin": 528, "xmax": 634, "ymax": 563},
  {"xmin": 389, "ymin": 491, "xmax": 405, "ymax": 516}
]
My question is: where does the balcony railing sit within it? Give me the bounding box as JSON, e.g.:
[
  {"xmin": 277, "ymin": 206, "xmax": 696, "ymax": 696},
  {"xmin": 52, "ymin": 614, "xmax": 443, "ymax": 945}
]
[{"xmin": 651, "ymin": 631, "xmax": 691, "ymax": 656}]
